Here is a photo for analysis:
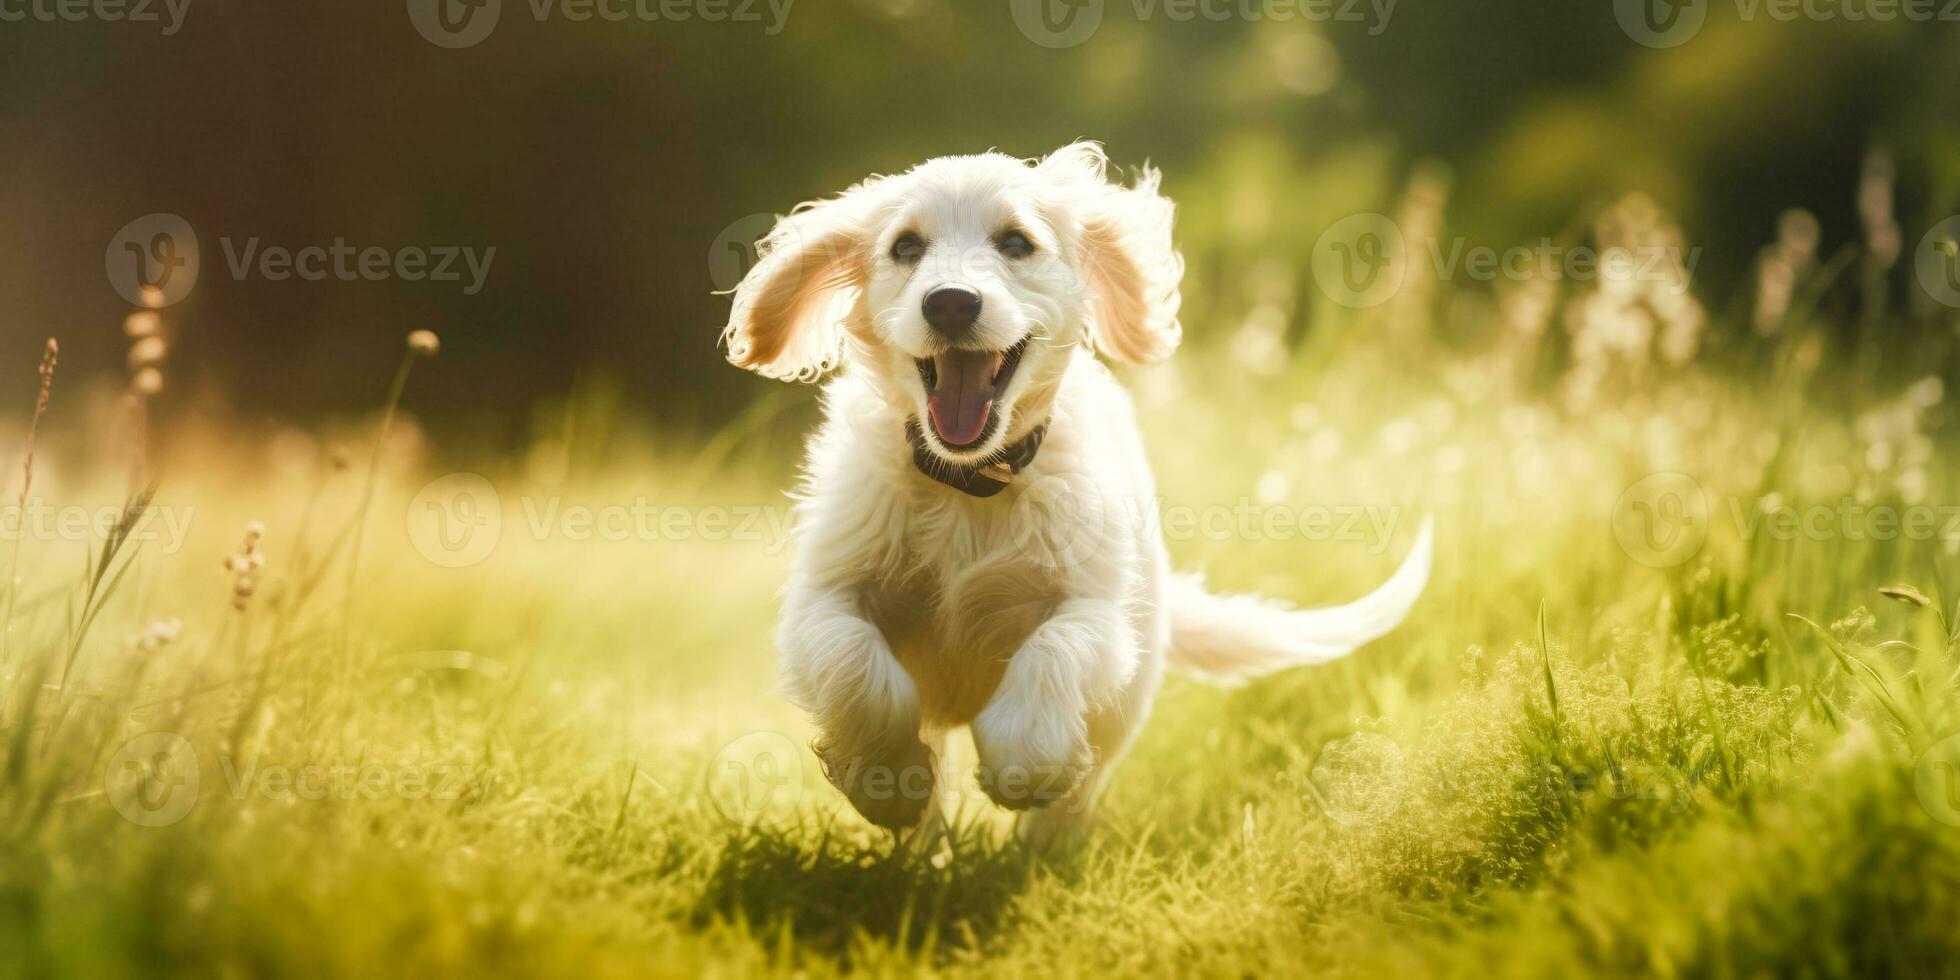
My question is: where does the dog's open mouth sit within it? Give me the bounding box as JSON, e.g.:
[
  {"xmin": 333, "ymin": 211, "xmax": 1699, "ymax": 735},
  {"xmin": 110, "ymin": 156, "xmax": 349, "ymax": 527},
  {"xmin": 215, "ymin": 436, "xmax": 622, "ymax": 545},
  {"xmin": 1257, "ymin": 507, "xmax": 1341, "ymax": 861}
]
[{"xmin": 915, "ymin": 337, "xmax": 1029, "ymax": 450}]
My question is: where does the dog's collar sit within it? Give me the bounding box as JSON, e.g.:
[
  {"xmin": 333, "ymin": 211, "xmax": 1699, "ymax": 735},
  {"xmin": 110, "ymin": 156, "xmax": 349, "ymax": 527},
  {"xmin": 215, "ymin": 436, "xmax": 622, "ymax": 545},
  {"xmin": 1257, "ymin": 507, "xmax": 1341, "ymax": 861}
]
[{"xmin": 905, "ymin": 418, "xmax": 1049, "ymax": 498}]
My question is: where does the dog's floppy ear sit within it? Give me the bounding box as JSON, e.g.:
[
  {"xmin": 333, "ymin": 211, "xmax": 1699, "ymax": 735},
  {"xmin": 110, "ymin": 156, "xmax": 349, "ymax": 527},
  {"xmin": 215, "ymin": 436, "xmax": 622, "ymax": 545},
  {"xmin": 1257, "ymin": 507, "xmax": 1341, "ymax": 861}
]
[
  {"xmin": 720, "ymin": 178, "xmax": 885, "ymax": 381},
  {"xmin": 1040, "ymin": 142, "xmax": 1183, "ymax": 364}
]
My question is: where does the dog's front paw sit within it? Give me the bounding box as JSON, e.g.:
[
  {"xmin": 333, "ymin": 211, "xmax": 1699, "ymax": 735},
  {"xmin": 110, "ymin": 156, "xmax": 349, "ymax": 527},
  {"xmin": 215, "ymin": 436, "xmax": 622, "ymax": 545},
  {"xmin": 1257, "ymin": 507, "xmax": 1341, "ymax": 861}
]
[
  {"xmin": 971, "ymin": 702, "xmax": 1092, "ymax": 811},
  {"xmin": 815, "ymin": 734, "xmax": 937, "ymax": 830}
]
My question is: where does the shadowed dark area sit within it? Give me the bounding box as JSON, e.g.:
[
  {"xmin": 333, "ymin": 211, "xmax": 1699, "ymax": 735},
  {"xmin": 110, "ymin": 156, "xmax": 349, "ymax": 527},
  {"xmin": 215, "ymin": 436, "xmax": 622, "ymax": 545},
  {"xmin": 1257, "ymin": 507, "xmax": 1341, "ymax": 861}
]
[
  {"xmin": 0, "ymin": 5, "xmax": 1952, "ymax": 445},
  {"xmin": 693, "ymin": 819, "xmax": 1058, "ymax": 962}
]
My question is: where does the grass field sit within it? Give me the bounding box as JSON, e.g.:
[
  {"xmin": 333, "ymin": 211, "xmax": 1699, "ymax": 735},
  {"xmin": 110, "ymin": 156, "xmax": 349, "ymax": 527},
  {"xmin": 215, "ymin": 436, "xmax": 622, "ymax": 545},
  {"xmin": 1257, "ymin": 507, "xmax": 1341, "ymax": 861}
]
[{"xmin": 4, "ymin": 200, "xmax": 1960, "ymax": 977}]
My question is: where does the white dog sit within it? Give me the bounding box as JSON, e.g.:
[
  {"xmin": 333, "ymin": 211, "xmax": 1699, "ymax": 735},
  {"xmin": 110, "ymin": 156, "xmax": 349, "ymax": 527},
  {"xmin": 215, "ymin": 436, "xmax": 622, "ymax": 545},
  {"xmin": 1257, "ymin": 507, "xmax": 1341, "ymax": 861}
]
[{"xmin": 720, "ymin": 142, "xmax": 1432, "ymax": 839}]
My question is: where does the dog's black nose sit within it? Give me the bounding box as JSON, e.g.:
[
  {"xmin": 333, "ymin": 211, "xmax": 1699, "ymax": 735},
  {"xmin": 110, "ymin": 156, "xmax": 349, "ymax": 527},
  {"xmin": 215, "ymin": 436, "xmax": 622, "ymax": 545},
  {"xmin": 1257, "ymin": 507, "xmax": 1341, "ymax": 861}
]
[{"xmin": 922, "ymin": 285, "xmax": 982, "ymax": 338}]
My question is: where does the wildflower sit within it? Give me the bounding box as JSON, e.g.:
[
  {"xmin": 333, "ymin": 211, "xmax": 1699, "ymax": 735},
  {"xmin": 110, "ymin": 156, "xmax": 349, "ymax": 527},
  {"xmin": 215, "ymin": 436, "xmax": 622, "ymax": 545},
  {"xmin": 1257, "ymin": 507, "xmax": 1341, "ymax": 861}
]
[
  {"xmin": 1858, "ymin": 149, "xmax": 1900, "ymax": 269},
  {"xmin": 17, "ymin": 339, "xmax": 58, "ymax": 499},
  {"xmin": 34, "ymin": 339, "xmax": 56, "ymax": 413},
  {"xmin": 124, "ymin": 310, "xmax": 161, "ymax": 338},
  {"xmin": 1878, "ymin": 584, "xmax": 1932, "ymax": 608},
  {"xmin": 1752, "ymin": 209, "xmax": 1819, "ymax": 334},
  {"xmin": 1384, "ymin": 165, "xmax": 1451, "ymax": 341},
  {"xmin": 224, "ymin": 521, "xmax": 267, "ymax": 611},
  {"xmin": 1559, "ymin": 193, "xmax": 1705, "ymax": 406},
  {"xmin": 1499, "ymin": 275, "xmax": 1558, "ymax": 342},
  {"xmin": 128, "ymin": 336, "xmax": 167, "ymax": 371},
  {"xmin": 407, "ymin": 329, "xmax": 441, "ymax": 356},
  {"xmin": 129, "ymin": 617, "xmax": 184, "ymax": 652}
]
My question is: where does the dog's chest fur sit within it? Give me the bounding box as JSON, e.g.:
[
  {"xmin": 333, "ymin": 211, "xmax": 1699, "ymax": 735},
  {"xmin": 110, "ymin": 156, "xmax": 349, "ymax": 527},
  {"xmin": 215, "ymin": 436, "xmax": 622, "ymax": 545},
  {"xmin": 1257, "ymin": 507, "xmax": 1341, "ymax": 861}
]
[{"xmin": 862, "ymin": 489, "xmax": 1070, "ymax": 726}]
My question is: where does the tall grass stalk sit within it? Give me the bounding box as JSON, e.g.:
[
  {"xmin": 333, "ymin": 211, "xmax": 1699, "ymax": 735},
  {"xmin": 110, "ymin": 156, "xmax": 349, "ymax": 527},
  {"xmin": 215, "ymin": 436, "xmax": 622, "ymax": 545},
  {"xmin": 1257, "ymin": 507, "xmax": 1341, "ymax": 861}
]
[
  {"xmin": 57, "ymin": 484, "xmax": 156, "ymax": 689},
  {"xmin": 338, "ymin": 333, "xmax": 437, "ymax": 651},
  {"xmin": 1, "ymin": 339, "xmax": 58, "ymax": 667}
]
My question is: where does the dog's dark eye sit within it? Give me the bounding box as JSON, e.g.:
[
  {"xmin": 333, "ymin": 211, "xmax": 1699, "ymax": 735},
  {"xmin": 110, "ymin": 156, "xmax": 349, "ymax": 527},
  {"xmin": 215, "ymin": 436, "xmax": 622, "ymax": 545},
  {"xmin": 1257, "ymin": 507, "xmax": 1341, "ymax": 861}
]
[
  {"xmin": 890, "ymin": 233, "xmax": 925, "ymax": 264},
  {"xmin": 995, "ymin": 229, "xmax": 1035, "ymax": 259}
]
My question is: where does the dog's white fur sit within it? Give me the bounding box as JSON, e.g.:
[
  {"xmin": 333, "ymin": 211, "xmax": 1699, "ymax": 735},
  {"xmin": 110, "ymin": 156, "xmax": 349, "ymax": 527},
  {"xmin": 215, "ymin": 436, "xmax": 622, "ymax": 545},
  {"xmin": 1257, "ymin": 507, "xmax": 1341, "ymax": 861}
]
[{"xmin": 721, "ymin": 142, "xmax": 1432, "ymax": 838}]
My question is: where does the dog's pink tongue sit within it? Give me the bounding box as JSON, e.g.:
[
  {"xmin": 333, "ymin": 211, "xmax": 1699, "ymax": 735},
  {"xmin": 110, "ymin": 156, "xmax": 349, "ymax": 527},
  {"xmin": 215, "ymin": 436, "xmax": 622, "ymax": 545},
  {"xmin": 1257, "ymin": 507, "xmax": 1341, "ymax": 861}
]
[{"xmin": 927, "ymin": 349, "xmax": 1001, "ymax": 447}]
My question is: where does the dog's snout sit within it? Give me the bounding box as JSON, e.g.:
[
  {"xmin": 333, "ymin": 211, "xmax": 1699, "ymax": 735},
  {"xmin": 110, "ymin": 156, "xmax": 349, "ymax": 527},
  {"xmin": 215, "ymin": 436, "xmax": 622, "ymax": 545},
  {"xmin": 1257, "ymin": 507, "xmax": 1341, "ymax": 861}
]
[{"xmin": 922, "ymin": 285, "xmax": 982, "ymax": 338}]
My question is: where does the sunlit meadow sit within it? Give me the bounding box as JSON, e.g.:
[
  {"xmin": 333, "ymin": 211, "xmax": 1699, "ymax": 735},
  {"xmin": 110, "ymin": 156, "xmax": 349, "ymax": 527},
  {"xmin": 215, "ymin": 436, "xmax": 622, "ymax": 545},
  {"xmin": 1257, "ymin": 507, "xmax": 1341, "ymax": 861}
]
[{"xmin": 4, "ymin": 167, "xmax": 1960, "ymax": 978}]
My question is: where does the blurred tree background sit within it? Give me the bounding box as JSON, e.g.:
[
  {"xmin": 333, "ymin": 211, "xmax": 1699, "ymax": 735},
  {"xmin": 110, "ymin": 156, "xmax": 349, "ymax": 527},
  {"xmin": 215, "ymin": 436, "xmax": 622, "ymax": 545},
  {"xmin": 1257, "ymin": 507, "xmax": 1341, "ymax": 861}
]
[{"xmin": 0, "ymin": 0, "xmax": 1955, "ymax": 446}]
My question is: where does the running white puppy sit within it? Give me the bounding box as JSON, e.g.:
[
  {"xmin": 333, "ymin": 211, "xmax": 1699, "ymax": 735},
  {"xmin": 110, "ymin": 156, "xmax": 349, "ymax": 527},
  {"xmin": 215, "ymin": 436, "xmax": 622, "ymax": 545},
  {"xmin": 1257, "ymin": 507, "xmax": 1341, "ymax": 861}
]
[{"xmin": 720, "ymin": 142, "xmax": 1432, "ymax": 839}]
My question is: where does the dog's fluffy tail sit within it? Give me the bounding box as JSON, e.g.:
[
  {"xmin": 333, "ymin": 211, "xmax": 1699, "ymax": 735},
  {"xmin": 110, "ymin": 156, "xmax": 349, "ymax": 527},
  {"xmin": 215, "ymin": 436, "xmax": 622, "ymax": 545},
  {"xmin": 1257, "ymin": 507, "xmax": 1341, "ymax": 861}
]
[{"xmin": 1166, "ymin": 517, "xmax": 1433, "ymax": 682}]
